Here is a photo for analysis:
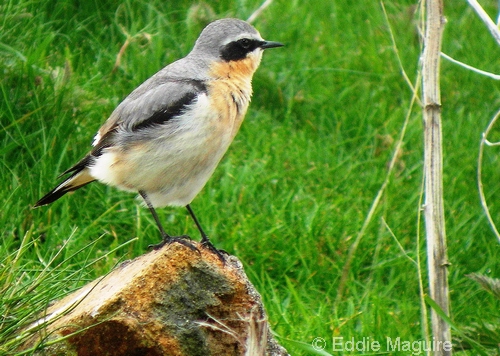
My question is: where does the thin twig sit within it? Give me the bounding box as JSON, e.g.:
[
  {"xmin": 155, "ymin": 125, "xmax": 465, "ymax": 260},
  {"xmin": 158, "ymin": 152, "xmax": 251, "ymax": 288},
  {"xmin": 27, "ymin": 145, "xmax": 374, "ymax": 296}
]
[
  {"xmin": 381, "ymin": 1, "xmax": 422, "ymax": 105},
  {"xmin": 441, "ymin": 52, "xmax": 500, "ymax": 80},
  {"xmin": 335, "ymin": 68, "xmax": 420, "ymax": 304},
  {"xmin": 466, "ymin": 0, "xmax": 500, "ymax": 46},
  {"xmin": 335, "ymin": 0, "xmax": 422, "ymax": 304},
  {"xmin": 477, "ymin": 109, "xmax": 500, "ymax": 243},
  {"xmin": 382, "ymin": 218, "xmax": 417, "ymax": 266},
  {"xmin": 415, "ymin": 174, "xmax": 430, "ymax": 356},
  {"xmin": 247, "ymin": 0, "xmax": 274, "ymax": 24}
]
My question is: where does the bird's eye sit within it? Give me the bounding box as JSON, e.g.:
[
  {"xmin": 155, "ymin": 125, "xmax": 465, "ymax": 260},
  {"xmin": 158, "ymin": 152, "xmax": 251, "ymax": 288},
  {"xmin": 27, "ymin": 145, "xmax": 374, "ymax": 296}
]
[
  {"xmin": 238, "ymin": 38, "xmax": 251, "ymax": 49},
  {"xmin": 221, "ymin": 38, "xmax": 258, "ymax": 61}
]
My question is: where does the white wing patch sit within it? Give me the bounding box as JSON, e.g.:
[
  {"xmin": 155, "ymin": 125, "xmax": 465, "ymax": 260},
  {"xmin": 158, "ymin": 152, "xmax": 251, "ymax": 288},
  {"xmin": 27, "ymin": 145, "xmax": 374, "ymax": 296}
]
[{"xmin": 92, "ymin": 132, "xmax": 101, "ymax": 147}]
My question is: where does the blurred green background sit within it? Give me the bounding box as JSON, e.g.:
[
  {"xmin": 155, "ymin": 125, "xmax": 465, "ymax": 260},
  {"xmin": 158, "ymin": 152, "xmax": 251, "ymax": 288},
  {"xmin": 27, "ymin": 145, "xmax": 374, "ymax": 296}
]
[{"xmin": 1, "ymin": 0, "xmax": 500, "ymax": 354}]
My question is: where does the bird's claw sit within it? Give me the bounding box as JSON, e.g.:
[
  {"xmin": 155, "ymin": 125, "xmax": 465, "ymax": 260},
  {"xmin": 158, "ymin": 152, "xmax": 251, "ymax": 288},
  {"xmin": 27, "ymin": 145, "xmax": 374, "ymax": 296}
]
[
  {"xmin": 148, "ymin": 234, "xmax": 198, "ymax": 252},
  {"xmin": 201, "ymin": 236, "xmax": 227, "ymax": 263}
]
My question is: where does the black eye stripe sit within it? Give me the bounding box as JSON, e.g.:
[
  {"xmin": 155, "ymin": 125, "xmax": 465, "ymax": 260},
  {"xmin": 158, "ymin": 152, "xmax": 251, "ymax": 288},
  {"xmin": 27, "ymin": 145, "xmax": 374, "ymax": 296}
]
[
  {"xmin": 237, "ymin": 38, "xmax": 261, "ymax": 49},
  {"xmin": 220, "ymin": 38, "xmax": 262, "ymax": 62},
  {"xmin": 238, "ymin": 38, "xmax": 252, "ymax": 48}
]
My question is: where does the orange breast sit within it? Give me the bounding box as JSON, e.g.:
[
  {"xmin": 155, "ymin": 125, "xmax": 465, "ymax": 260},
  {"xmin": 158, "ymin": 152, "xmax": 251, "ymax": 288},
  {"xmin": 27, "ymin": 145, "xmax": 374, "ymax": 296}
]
[{"xmin": 207, "ymin": 58, "xmax": 256, "ymax": 140}]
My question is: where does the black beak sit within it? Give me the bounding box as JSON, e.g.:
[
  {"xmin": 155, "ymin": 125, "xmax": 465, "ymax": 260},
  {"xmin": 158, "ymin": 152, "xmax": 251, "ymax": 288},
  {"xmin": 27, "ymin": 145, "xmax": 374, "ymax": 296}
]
[{"xmin": 260, "ymin": 41, "xmax": 284, "ymax": 49}]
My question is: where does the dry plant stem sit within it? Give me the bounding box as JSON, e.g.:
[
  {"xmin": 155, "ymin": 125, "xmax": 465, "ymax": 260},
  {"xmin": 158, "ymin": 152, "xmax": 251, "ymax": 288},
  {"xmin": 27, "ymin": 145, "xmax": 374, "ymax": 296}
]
[
  {"xmin": 247, "ymin": 0, "xmax": 274, "ymax": 24},
  {"xmin": 335, "ymin": 1, "xmax": 421, "ymax": 304},
  {"xmin": 335, "ymin": 90, "xmax": 417, "ymax": 303},
  {"xmin": 477, "ymin": 109, "xmax": 500, "ymax": 243},
  {"xmin": 463, "ymin": 0, "xmax": 500, "ymax": 242},
  {"xmin": 466, "ymin": 0, "xmax": 500, "ymax": 45},
  {"xmin": 422, "ymin": 0, "xmax": 451, "ymax": 355},
  {"xmin": 440, "ymin": 53, "xmax": 500, "ymax": 80},
  {"xmin": 380, "ymin": 1, "xmax": 422, "ymax": 104}
]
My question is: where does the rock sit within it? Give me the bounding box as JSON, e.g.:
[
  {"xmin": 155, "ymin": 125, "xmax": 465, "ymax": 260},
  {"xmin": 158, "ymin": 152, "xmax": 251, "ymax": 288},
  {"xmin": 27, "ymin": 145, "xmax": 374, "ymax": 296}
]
[{"xmin": 21, "ymin": 242, "xmax": 289, "ymax": 356}]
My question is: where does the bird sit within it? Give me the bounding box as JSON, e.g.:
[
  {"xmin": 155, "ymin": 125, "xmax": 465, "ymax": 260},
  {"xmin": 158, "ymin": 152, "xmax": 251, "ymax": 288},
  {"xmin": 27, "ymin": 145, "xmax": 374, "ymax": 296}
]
[{"xmin": 34, "ymin": 18, "xmax": 283, "ymax": 259}]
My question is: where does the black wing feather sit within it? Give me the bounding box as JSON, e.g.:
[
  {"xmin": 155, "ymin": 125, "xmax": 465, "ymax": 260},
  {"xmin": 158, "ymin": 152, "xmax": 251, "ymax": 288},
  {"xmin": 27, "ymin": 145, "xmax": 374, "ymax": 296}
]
[
  {"xmin": 131, "ymin": 91, "xmax": 198, "ymax": 131},
  {"xmin": 128, "ymin": 78, "xmax": 207, "ymax": 132}
]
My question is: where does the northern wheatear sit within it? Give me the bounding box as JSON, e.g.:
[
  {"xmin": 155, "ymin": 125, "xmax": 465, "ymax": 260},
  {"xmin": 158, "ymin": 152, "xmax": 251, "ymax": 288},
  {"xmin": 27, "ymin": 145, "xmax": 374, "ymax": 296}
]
[{"xmin": 34, "ymin": 18, "xmax": 283, "ymax": 258}]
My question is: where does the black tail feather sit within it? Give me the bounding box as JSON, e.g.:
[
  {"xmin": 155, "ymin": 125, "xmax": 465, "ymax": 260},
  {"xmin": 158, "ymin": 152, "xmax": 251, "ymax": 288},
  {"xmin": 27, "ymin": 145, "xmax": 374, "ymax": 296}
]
[
  {"xmin": 34, "ymin": 187, "xmax": 70, "ymax": 208},
  {"xmin": 34, "ymin": 152, "xmax": 97, "ymax": 208},
  {"xmin": 33, "ymin": 181, "xmax": 92, "ymax": 208},
  {"xmin": 34, "ymin": 165, "xmax": 95, "ymax": 208}
]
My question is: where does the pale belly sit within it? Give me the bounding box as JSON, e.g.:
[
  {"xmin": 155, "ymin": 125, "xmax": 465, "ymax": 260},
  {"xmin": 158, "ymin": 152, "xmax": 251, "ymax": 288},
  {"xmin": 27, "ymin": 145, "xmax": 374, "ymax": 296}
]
[{"xmin": 89, "ymin": 92, "xmax": 247, "ymax": 207}]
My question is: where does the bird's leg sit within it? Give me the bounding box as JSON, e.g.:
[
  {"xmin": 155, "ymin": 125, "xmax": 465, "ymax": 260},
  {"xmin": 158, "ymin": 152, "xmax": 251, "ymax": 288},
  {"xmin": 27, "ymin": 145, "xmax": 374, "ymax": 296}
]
[
  {"xmin": 138, "ymin": 191, "xmax": 197, "ymax": 252},
  {"xmin": 186, "ymin": 204, "xmax": 226, "ymax": 262}
]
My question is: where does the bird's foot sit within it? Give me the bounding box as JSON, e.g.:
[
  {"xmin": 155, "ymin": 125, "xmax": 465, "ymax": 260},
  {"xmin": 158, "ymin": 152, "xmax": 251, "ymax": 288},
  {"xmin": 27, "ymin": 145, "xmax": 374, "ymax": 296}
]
[
  {"xmin": 148, "ymin": 234, "xmax": 199, "ymax": 253},
  {"xmin": 200, "ymin": 236, "xmax": 227, "ymax": 263}
]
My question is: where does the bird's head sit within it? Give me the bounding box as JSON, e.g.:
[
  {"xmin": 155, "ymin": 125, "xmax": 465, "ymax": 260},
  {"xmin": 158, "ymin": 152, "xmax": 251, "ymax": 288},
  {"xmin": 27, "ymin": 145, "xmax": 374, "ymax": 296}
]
[{"xmin": 190, "ymin": 18, "xmax": 283, "ymax": 76}]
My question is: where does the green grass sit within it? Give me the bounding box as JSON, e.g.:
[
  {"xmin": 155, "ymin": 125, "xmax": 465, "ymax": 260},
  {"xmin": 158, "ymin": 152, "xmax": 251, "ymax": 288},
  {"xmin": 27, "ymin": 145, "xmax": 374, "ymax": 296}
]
[{"xmin": 1, "ymin": 0, "xmax": 500, "ymax": 354}]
